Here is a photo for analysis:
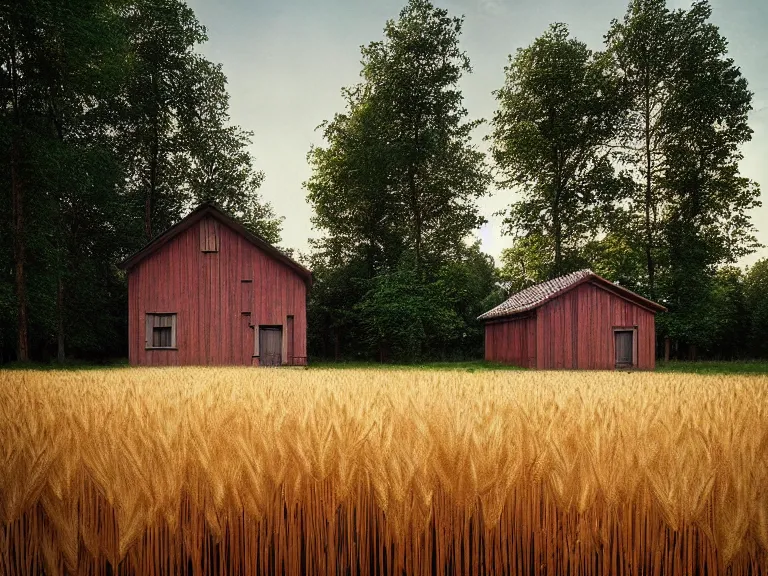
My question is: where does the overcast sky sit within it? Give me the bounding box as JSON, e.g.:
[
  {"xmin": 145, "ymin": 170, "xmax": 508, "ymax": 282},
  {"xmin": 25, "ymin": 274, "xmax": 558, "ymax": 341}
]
[{"xmin": 187, "ymin": 0, "xmax": 767, "ymax": 267}]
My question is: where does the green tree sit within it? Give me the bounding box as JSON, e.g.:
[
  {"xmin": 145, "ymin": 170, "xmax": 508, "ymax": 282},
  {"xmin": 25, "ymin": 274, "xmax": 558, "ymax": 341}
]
[
  {"xmin": 709, "ymin": 267, "xmax": 748, "ymax": 360},
  {"xmin": 491, "ymin": 23, "xmax": 628, "ymax": 278},
  {"xmin": 118, "ymin": 0, "xmax": 280, "ymax": 244},
  {"xmin": 497, "ymin": 234, "xmax": 551, "ymax": 294},
  {"xmin": 306, "ymin": 0, "xmax": 492, "ymax": 361},
  {"xmin": 0, "ymin": 0, "xmax": 127, "ymax": 361},
  {"xmin": 655, "ymin": 2, "xmax": 758, "ymax": 353},
  {"xmin": 605, "ymin": 0, "xmax": 677, "ymax": 298},
  {"xmin": 744, "ymin": 259, "xmax": 768, "ymax": 358},
  {"xmin": 307, "ymin": 0, "xmax": 489, "ymax": 275},
  {"xmin": 607, "ymin": 0, "xmax": 759, "ymax": 357}
]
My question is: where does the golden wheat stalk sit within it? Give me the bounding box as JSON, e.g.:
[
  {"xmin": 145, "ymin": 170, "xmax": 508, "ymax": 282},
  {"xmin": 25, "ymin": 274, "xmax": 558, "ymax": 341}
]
[{"xmin": 1, "ymin": 368, "xmax": 767, "ymax": 575}]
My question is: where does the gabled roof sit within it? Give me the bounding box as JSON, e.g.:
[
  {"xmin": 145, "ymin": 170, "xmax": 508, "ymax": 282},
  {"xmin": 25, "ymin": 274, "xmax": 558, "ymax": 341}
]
[
  {"xmin": 478, "ymin": 269, "xmax": 666, "ymax": 321},
  {"xmin": 118, "ymin": 202, "xmax": 312, "ymax": 285}
]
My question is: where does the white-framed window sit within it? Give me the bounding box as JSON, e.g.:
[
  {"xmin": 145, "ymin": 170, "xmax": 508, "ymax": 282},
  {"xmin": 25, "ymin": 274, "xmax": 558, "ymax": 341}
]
[{"xmin": 145, "ymin": 313, "xmax": 177, "ymax": 349}]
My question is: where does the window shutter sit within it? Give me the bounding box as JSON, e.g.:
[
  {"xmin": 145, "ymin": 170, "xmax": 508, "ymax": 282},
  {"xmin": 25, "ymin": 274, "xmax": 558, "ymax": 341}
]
[
  {"xmin": 171, "ymin": 314, "xmax": 177, "ymax": 347},
  {"xmin": 145, "ymin": 314, "xmax": 152, "ymax": 348}
]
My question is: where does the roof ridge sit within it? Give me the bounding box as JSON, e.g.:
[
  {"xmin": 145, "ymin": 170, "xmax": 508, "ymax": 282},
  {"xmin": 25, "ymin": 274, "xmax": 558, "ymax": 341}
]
[{"xmin": 478, "ymin": 268, "xmax": 664, "ymax": 321}]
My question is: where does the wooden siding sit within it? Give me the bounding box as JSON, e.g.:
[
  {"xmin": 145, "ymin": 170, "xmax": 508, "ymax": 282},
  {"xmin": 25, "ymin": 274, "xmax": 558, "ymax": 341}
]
[
  {"xmin": 484, "ymin": 314, "xmax": 536, "ymax": 368},
  {"xmin": 199, "ymin": 217, "xmax": 219, "ymax": 252},
  {"xmin": 128, "ymin": 216, "xmax": 307, "ymax": 366},
  {"xmin": 484, "ymin": 281, "xmax": 657, "ymax": 370}
]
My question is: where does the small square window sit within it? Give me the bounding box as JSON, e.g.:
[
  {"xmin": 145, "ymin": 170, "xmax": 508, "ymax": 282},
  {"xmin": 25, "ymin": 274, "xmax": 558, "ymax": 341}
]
[{"xmin": 146, "ymin": 313, "xmax": 177, "ymax": 349}]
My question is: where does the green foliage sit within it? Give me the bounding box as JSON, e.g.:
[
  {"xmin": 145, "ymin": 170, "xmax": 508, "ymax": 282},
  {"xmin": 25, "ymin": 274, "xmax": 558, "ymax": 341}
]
[
  {"xmin": 307, "ymin": 0, "xmax": 489, "ymax": 273},
  {"xmin": 0, "ymin": 0, "xmax": 280, "ymax": 362},
  {"xmin": 306, "ymin": 0, "xmax": 495, "ymax": 362},
  {"xmin": 744, "ymin": 259, "xmax": 768, "ymax": 358},
  {"xmin": 0, "ymin": 0, "xmax": 764, "ymax": 364},
  {"xmin": 604, "ymin": 0, "xmax": 760, "ymax": 353},
  {"xmin": 491, "ymin": 23, "xmax": 628, "ymax": 277}
]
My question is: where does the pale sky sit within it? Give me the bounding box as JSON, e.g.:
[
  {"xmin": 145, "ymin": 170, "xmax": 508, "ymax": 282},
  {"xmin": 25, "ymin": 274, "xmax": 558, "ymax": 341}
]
[{"xmin": 188, "ymin": 0, "xmax": 767, "ymax": 268}]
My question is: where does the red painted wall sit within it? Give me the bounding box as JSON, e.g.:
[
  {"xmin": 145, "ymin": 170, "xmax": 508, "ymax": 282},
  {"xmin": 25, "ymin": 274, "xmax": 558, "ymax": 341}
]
[
  {"xmin": 484, "ymin": 281, "xmax": 657, "ymax": 370},
  {"xmin": 484, "ymin": 315, "xmax": 536, "ymax": 368},
  {"xmin": 127, "ymin": 216, "xmax": 307, "ymax": 366}
]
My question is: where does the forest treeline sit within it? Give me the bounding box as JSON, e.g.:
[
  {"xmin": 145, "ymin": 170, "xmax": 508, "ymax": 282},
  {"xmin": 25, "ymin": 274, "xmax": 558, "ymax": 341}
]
[
  {"xmin": 0, "ymin": 0, "xmax": 282, "ymax": 362},
  {"xmin": 1, "ymin": 0, "xmax": 766, "ymax": 363}
]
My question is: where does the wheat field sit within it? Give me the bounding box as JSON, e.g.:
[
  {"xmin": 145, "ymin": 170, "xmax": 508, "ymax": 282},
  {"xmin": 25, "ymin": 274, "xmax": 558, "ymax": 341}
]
[{"xmin": 1, "ymin": 368, "xmax": 767, "ymax": 575}]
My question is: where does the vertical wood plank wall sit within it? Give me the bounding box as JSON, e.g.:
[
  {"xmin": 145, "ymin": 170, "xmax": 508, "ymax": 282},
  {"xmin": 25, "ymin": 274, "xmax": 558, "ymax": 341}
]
[
  {"xmin": 484, "ymin": 281, "xmax": 657, "ymax": 370},
  {"xmin": 128, "ymin": 216, "xmax": 307, "ymax": 366},
  {"xmin": 484, "ymin": 315, "xmax": 536, "ymax": 368}
]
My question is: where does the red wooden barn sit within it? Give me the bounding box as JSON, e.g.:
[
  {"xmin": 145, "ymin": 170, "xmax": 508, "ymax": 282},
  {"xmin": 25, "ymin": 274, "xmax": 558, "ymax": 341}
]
[
  {"xmin": 119, "ymin": 203, "xmax": 311, "ymax": 366},
  {"xmin": 479, "ymin": 270, "xmax": 666, "ymax": 370}
]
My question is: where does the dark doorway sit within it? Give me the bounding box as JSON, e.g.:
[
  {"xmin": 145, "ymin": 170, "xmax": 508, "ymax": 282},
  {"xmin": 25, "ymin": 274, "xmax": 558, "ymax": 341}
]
[
  {"xmin": 259, "ymin": 326, "xmax": 283, "ymax": 366},
  {"xmin": 614, "ymin": 330, "xmax": 634, "ymax": 368}
]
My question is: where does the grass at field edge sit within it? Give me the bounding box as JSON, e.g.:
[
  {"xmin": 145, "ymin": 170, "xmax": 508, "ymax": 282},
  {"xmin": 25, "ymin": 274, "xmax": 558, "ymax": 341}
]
[{"xmin": 0, "ymin": 359, "xmax": 766, "ymax": 374}]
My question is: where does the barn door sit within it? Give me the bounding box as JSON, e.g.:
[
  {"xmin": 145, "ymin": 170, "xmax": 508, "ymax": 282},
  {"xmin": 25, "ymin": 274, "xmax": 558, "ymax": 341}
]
[
  {"xmin": 259, "ymin": 327, "xmax": 283, "ymax": 367},
  {"xmin": 614, "ymin": 330, "xmax": 634, "ymax": 368}
]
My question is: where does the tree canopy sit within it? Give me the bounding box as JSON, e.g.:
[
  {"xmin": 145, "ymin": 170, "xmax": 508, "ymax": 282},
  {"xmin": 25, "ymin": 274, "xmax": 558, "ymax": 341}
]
[
  {"xmin": 306, "ymin": 0, "xmax": 494, "ymax": 361},
  {"xmin": 0, "ymin": 0, "xmax": 280, "ymax": 362}
]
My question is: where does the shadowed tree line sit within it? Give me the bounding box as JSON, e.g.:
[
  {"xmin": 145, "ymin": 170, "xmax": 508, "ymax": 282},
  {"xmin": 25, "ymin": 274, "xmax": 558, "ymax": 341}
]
[
  {"xmin": 1, "ymin": 0, "xmax": 765, "ymax": 364},
  {"xmin": 0, "ymin": 0, "xmax": 281, "ymax": 362}
]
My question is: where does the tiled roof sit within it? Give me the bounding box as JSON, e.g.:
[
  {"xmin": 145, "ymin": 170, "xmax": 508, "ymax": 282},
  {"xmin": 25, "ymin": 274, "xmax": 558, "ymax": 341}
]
[{"xmin": 478, "ymin": 269, "xmax": 595, "ymax": 320}]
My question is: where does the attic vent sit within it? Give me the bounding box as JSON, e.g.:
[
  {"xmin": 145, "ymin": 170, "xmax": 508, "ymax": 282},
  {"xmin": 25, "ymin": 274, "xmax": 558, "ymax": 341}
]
[{"xmin": 200, "ymin": 218, "xmax": 219, "ymax": 252}]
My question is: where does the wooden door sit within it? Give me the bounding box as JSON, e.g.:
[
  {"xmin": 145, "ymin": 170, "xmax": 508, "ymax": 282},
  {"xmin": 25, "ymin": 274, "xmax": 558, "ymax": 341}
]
[
  {"xmin": 615, "ymin": 330, "xmax": 633, "ymax": 368},
  {"xmin": 259, "ymin": 327, "xmax": 283, "ymax": 367}
]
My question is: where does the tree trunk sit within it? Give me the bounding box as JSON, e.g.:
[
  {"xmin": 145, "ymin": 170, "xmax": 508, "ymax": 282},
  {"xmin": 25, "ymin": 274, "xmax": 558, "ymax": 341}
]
[
  {"xmin": 644, "ymin": 73, "xmax": 655, "ymax": 299},
  {"xmin": 552, "ymin": 190, "xmax": 562, "ymax": 276},
  {"xmin": 57, "ymin": 276, "xmax": 65, "ymax": 362},
  {"xmin": 664, "ymin": 336, "xmax": 670, "ymax": 362},
  {"xmin": 11, "ymin": 136, "xmax": 28, "ymax": 362},
  {"xmin": 9, "ymin": 19, "xmax": 28, "ymax": 362},
  {"xmin": 146, "ymin": 72, "xmax": 160, "ymax": 240},
  {"xmin": 334, "ymin": 329, "xmax": 340, "ymax": 362},
  {"xmin": 551, "ymin": 131, "xmax": 562, "ymax": 277},
  {"xmin": 146, "ymin": 126, "xmax": 158, "ymax": 240},
  {"xmin": 409, "ymin": 110, "xmax": 422, "ymax": 272},
  {"xmin": 48, "ymin": 88, "xmax": 68, "ymax": 364},
  {"xmin": 410, "ymin": 170, "xmax": 422, "ymax": 271}
]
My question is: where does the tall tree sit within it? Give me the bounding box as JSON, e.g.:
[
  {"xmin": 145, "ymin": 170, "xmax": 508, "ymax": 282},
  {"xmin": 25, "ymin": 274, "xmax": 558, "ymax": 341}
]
[
  {"xmin": 306, "ymin": 0, "xmax": 492, "ymax": 360},
  {"xmin": 605, "ymin": 0, "xmax": 675, "ymax": 298},
  {"xmin": 658, "ymin": 2, "xmax": 759, "ymax": 354},
  {"xmin": 606, "ymin": 0, "xmax": 760, "ymax": 301},
  {"xmin": 490, "ymin": 23, "xmax": 628, "ymax": 278},
  {"xmin": 118, "ymin": 0, "xmax": 280, "ymax": 244},
  {"xmin": 307, "ymin": 0, "xmax": 489, "ymax": 275},
  {"xmin": 1, "ymin": 0, "xmax": 126, "ymax": 361}
]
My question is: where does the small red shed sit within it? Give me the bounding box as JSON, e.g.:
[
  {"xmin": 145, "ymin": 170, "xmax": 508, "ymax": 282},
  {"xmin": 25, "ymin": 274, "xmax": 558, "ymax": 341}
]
[
  {"xmin": 119, "ymin": 203, "xmax": 311, "ymax": 366},
  {"xmin": 479, "ymin": 270, "xmax": 666, "ymax": 370}
]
